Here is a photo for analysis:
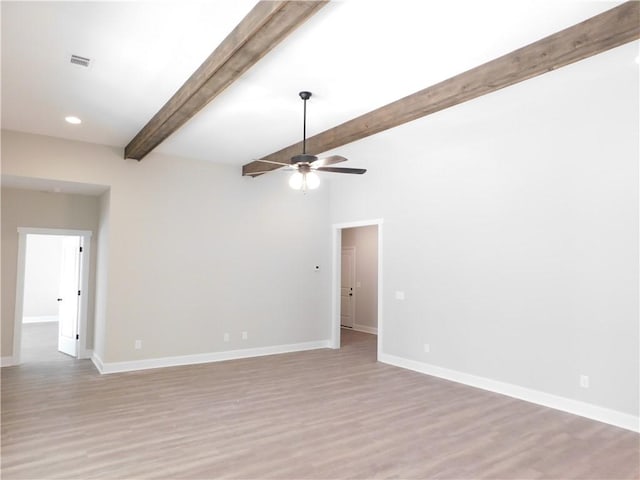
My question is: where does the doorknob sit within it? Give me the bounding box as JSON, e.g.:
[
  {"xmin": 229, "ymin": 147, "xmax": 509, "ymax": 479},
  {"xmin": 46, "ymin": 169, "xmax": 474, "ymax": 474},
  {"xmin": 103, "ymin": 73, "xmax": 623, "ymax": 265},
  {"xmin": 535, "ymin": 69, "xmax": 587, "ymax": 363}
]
[
  {"xmin": 57, "ymin": 298, "xmax": 63, "ymax": 302},
  {"xmin": 349, "ymin": 293, "xmax": 353, "ymax": 297}
]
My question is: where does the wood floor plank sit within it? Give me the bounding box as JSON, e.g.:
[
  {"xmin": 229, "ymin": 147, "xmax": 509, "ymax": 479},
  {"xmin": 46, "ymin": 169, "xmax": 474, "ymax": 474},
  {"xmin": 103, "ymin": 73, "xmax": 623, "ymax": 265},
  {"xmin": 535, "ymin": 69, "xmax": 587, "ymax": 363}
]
[{"xmin": 2, "ymin": 330, "xmax": 638, "ymax": 479}]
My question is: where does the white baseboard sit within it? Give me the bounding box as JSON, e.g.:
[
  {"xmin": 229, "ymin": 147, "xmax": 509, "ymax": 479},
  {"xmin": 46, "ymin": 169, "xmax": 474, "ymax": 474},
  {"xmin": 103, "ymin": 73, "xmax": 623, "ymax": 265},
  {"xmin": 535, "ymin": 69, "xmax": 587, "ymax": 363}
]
[
  {"xmin": 1, "ymin": 356, "xmax": 16, "ymax": 367},
  {"xmin": 352, "ymin": 324, "xmax": 378, "ymax": 335},
  {"xmin": 91, "ymin": 351, "xmax": 105, "ymax": 373},
  {"xmin": 379, "ymin": 353, "xmax": 639, "ymax": 433},
  {"xmin": 23, "ymin": 315, "xmax": 58, "ymax": 324},
  {"xmin": 92, "ymin": 340, "xmax": 331, "ymax": 375}
]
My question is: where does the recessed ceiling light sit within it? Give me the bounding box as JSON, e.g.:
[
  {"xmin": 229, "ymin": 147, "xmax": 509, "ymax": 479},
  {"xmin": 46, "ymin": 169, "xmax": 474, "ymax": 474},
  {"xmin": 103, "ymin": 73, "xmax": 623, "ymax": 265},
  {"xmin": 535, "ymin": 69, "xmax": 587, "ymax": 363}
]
[{"xmin": 65, "ymin": 116, "xmax": 82, "ymax": 124}]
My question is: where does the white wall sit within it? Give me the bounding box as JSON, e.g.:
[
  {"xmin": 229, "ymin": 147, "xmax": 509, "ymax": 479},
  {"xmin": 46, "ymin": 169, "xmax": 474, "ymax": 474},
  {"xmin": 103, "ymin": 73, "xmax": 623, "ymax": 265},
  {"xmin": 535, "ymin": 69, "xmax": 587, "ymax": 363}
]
[
  {"xmin": 92, "ymin": 190, "xmax": 110, "ymax": 360},
  {"xmin": 342, "ymin": 226, "xmax": 378, "ymax": 332},
  {"xmin": 22, "ymin": 234, "xmax": 64, "ymax": 319},
  {"xmin": 329, "ymin": 42, "xmax": 639, "ymax": 419},
  {"xmin": 1, "ymin": 134, "xmax": 332, "ymax": 363}
]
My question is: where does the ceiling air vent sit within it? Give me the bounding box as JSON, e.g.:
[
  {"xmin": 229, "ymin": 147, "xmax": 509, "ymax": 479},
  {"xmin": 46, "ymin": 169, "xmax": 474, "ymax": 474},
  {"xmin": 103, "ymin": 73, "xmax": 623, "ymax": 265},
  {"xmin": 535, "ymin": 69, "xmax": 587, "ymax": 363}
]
[{"xmin": 70, "ymin": 54, "xmax": 91, "ymax": 68}]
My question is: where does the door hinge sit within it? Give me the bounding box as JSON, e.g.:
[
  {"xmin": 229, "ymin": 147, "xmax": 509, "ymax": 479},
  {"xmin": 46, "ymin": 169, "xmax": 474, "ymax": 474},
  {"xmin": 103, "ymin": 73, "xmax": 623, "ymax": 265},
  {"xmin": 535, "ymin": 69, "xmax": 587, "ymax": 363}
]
[
  {"xmin": 79, "ymin": 246, "xmax": 83, "ymax": 253},
  {"xmin": 78, "ymin": 290, "xmax": 81, "ymax": 296},
  {"xmin": 76, "ymin": 334, "xmax": 79, "ymax": 340}
]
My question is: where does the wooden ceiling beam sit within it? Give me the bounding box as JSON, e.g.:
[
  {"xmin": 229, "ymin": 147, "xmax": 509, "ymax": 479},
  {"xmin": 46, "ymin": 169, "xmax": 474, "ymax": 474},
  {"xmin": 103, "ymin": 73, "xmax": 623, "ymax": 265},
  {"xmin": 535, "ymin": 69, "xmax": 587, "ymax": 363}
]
[
  {"xmin": 243, "ymin": 1, "xmax": 639, "ymax": 177},
  {"xmin": 125, "ymin": 1, "xmax": 327, "ymax": 161}
]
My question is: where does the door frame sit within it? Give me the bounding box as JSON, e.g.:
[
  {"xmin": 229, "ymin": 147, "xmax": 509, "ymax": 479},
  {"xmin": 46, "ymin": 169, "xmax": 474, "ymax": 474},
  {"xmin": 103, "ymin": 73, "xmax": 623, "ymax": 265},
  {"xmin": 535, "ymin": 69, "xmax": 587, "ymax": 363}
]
[
  {"xmin": 13, "ymin": 227, "xmax": 93, "ymax": 364},
  {"xmin": 331, "ymin": 219, "xmax": 383, "ymax": 359},
  {"xmin": 340, "ymin": 246, "xmax": 356, "ymax": 328}
]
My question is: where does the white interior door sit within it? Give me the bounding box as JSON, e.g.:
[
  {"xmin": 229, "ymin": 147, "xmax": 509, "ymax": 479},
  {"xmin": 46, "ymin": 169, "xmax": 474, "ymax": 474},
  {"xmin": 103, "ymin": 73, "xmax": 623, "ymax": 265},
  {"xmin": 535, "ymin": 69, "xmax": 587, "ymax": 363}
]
[
  {"xmin": 57, "ymin": 236, "xmax": 81, "ymax": 357},
  {"xmin": 341, "ymin": 247, "xmax": 355, "ymax": 328}
]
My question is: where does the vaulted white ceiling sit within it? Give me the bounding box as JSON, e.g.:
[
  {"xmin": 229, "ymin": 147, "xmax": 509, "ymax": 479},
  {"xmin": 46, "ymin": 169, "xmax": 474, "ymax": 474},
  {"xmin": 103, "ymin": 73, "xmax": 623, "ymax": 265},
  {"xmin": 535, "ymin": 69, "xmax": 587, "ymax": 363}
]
[{"xmin": 0, "ymin": 0, "xmax": 625, "ymax": 169}]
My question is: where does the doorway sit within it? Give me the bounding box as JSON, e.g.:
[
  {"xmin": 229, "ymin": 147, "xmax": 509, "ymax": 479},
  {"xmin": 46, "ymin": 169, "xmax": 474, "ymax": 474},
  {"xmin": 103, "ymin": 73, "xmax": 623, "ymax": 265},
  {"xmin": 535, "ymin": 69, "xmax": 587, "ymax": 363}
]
[
  {"xmin": 13, "ymin": 228, "xmax": 92, "ymax": 364},
  {"xmin": 332, "ymin": 219, "xmax": 383, "ymax": 358}
]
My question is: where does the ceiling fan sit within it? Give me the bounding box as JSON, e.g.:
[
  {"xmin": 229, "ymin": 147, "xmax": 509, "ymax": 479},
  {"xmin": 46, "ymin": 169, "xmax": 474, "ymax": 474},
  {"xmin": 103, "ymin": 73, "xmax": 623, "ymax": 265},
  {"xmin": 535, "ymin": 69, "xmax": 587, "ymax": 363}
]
[{"xmin": 253, "ymin": 91, "xmax": 366, "ymax": 191}]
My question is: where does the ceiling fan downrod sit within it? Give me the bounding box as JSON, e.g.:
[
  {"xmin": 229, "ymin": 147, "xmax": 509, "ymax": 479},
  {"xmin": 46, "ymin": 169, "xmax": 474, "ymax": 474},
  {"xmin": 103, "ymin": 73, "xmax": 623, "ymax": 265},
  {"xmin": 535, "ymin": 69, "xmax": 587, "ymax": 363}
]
[{"xmin": 299, "ymin": 91, "xmax": 311, "ymax": 155}]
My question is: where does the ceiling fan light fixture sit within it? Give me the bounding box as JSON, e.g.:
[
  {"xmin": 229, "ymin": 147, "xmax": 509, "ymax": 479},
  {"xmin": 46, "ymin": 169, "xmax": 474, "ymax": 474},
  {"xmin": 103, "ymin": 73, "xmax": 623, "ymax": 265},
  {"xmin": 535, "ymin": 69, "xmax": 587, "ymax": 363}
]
[
  {"xmin": 306, "ymin": 171, "xmax": 320, "ymax": 190},
  {"xmin": 289, "ymin": 171, "xmax": 304, "ymax": 190},
  {"xmin": 289, "ymin": 171, "xmax": 320, "ymax": 191}
]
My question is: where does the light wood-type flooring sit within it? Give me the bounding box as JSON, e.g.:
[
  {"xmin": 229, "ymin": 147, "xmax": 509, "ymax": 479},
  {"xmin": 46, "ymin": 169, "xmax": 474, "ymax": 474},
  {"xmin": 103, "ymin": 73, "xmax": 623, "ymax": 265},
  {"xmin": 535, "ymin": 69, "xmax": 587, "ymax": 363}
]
[
  {"xmin": 19, "ymin": 321, "xmax": 72, "ymax": 364},
  {"xmin": 2, "ymin": 329, "xmax": 639, "ymax": 479}
]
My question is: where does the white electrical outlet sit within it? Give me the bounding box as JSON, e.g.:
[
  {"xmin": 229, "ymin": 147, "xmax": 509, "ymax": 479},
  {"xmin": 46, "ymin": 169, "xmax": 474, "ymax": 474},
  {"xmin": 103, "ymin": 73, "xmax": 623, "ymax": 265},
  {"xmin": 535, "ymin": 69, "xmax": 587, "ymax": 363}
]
[
  {"xmin": 423, "ymin": 343, "xmax": 430, "ymax": 353},
  {"xmin": 580, "ymin": 375, "xmax": 589, "ymax": 388},
  {"xmin": 134, "ymin": 340, "xmax": 142, "ymax": 350},
  {"xmin": 395, "ymin": 291, "xmax": 405, "ymax": 300},
  {"xmin": 242, "ymin": 331, "xmax": 248, "ymax": 340},
  {"xmin": 223, "ymin": 333, "xmax": 230, "ymax": 342}
]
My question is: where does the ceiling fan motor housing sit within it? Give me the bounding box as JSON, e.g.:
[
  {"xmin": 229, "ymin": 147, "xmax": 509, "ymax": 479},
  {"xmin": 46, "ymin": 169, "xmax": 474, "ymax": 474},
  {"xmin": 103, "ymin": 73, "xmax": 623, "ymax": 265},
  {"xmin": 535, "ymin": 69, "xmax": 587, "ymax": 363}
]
[{"xmin": 291, "ymin": 153, "xmax": 317, "ymax": 165}]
